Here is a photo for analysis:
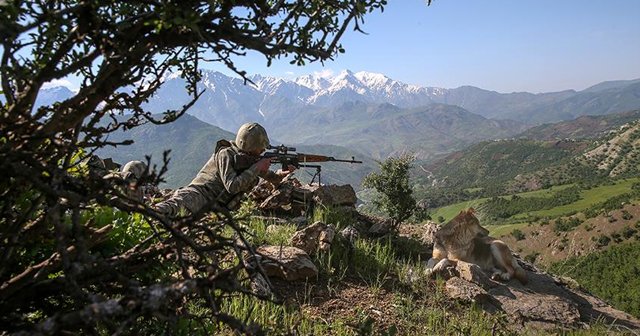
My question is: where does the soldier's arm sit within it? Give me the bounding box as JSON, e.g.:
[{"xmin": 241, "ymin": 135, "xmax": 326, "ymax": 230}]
[{"xmin": 217, "ymin": 149, "xmax": 260, "ymax": 194}]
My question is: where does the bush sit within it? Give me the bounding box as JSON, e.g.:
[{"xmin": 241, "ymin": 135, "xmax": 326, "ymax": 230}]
[
  {"xmin": 511, "ymin": 229, "xmax": 526, "ymax": 241},
  {"xmin": 524, "ymin": 252, "xmax": 540, "ymax": 264},
  {"xmin": 622, "ymin": 210, "xmax": 633, "ymax": 220},
  {"xmin": 363, "ymin": 155, "xmax": 417, "ymax": 227},
  {"xmin": 554, "ymin": 217, "xmax": 583, "ymax": 233},
  {"xmin": 611, "ymin": 232, "xmax": 623, "ymax": 243},
  {"xmin": 622, "ymin": 226, "xmax": 638, "ymax": 239},
  {"xmin": 596, "ymin": 235, "xmax": 611, "ymax": 248}
]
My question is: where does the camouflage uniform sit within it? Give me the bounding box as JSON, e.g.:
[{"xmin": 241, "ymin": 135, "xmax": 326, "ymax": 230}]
[
  {"xmin": 103, "ymin": 160, "xmax": 149, "ymax": 202},
  {"xmin": 155, "ymin": 123, "xmax": 279, "ymax": 217}
]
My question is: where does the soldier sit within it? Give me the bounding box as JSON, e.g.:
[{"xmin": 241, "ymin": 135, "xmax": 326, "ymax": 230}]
[
  {"xmin": 104, "ymin": 160, "xmax": 149, "ymax": 202},
  {"xmin": 154, "ymin": 122, "xmax": 292, "ymax": 217}
]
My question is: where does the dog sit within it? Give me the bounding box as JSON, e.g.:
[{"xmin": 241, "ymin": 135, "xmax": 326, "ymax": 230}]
[{"xmin": 426, "ymin": 208, "xmax": 528, "ymax": 284}]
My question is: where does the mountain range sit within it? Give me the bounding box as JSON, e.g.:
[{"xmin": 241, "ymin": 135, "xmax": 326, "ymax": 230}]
[
  {"xmin": 36, "ymin": 69, "xmax": 640, "ymax": 128},
  {"xmin": 35, "ymin": 70, "xmax": 640, "ymax": 163},
  {"xmin": 415, "ymin": 111, "xmax": 640, "ymax": 199}
]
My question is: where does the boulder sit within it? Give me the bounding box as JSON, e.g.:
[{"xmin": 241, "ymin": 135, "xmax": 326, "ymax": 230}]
[
  {"xmin": 253, "ymin": 246, "xmax": 318, "ymax": 281},
  {"xmin": 249, "ymin": 273, "xmax": 272, "ymax": 297},
  {"xmin": 440, "ymin": 262, "xmax": 640, "ymax": 331},
  {"xmin": 445, "ymin": 277, "xmax": 493, "ymax": 305},
  {"xmin": 290, "ymin": 221, "xmax": 335, "ymax": 255},
  {"xmin": 339, "ymin": 226, "xmax": 360, "ymax": 243},
  {"xmin": 455, "ymin": 261, "xmax": 498, "ymax": 290},
  {"xmin": 368, "ymin": 218, "xmax": 394, "ymax": 237},
  {"xmin": 259, "ymin": 187, "xmax": 294, "ymax": 210},
  {"xmin": 313, "ymin": 184, "xmax": 357, "ymax": 206}
]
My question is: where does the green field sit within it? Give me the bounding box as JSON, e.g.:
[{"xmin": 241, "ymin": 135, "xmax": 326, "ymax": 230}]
[
  {"xmin": 489, "ymin": 222, "xmax": 529, "ymax": 237},
  {"xmin": 515, "ymin": 178, "xmax": 640, "ymax": 219},
  {"xmin": 430, "ymin": 178, "xmax": 640, "ymax": 230}
]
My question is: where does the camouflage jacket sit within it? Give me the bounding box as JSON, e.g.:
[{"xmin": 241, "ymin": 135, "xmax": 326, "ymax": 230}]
[{"xmin": 190, "ymin": 140, "xmax": 279, "ymax": 208}]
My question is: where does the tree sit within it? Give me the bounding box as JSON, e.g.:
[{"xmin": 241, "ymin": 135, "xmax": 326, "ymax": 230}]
[
  {"xmin": 0, "ymin": 0, "xmax": 401, "ymax": 334},
  {"xmin": 362, "ymin": 154, "xmax": 417, "ymax": 228}
]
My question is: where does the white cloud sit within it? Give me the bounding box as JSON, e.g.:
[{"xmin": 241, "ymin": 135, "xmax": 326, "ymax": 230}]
[
  {"xmin": 285, "ymin": 71, "xmax": 295, "ymax": 76},
  {"xmin": 42, "ymin": 78, "xmax": 75, "ymax": 90},
  {"xmin": 314, "ymin": 69, "xmax": 335, "ymax": 78}
]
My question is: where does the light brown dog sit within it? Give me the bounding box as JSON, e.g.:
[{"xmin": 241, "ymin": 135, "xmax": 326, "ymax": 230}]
[{"xmin": 426, "ymin": 208, "xmax": 528, "ymax": 284}]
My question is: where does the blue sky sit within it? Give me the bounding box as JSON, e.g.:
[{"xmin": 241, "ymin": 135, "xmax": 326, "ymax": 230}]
[{"xmin": 208, "ymin": 0, "xmax": 640, "ymax": 93}]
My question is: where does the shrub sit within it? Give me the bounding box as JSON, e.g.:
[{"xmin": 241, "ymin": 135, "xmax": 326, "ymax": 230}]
[
  {"xmin": 554, "ymin": 217, "xmax": 582, "ymax": 233},
  {"xmin": 622, "ymin": 226, "xmax": 638, "ymax": 239},
  {"xmin": 596, "ymin": 235, "xmax": 611, "ymax": 248},
  {"xmin": 611, "ymin": 232, "xmax": 623, "ymax": 243},
  {"xmin": 363, "ymin": 155, "xmax": 417, "ymax": 227},
  {"xmin": 511, "ymin": 229, "xmax": 526, "ymax": 241},
  {"xmin": 524, "ymin": 252, "xmax": 540, "ymax": 264}
]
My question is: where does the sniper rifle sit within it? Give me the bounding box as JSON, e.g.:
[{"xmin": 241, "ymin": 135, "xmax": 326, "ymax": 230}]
[{"xmin": 256, "ymin": 144, "xmax": 363, "ymax": 185}]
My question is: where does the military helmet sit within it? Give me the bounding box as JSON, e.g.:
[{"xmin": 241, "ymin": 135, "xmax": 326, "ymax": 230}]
[
  {"xmin": 235, "ymin": 122, "xmax": 269, "ymax": 153},
  {"xmin": 121, "ymin": 160, "xmax": 147, "ymax": 180}
]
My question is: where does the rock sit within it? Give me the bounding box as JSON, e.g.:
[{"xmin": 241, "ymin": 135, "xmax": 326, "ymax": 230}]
[
  {"xmin": 441, "ymin": 264, "xmax": 640, "ymax": 331},
  {"xmin": 259, "ymin": 187, "xmax": 293, "ymax": 210},
  {"xmin": 445, "ymin": 277, "xmax": 493, "ymax": 305},
  {"xmin": 318, "ymin": 225, "xmax": 335, "ymax": 251},
  {"xmin": 252, "ymin": 246, "xmax": 318, "ymax": 281},
  {"xmin": 290, "ymin": 216, "xmax": 308, "ymax": 228},
  {"xmin": 455, "ymin": 261, "xmax": 498, "ymax": 290},
  {"xmin": 315, "ymin": 184, "xmax": 357, "ymax": 206},
  {"xmin": 339, "ymin": 226, "xmax": 360, "ymax": 243},
  {"xmin": 290, "ymin": 221, "xmax": 335, "ymax": 255},
  {"xmin": 249, "ymin": 179, "xmax": 275, "ymax": 200},
  {"xmin": 368, "ymin": 218, "xmax": 394, "ymax": 237},
  {"xmin": 249, "ymin": 273, "xmax": 272, "ymax": 297}
]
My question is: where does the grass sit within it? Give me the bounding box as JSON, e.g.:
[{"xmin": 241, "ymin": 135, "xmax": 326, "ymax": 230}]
[
  {"xmin": 489, "ymin": 222, "xmax": 530, "ymax": 238},
  {"xmin": 211, "ymin": 206, "xmax": 635, "ymax": 335}
]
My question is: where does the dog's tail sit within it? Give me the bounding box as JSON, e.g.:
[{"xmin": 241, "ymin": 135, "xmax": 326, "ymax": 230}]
[{"xmin": 512, "ymin": 259, "xmax": 528, "ymax": 285}]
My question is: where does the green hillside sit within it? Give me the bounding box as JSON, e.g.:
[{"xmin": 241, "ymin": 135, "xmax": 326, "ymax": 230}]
[
  {"xmin": 516, "ymin": 109, "xmax": 640, "ymax": 140},
  {"xmin": 415, "ymin": 114, "xmax": 640, "ymax": 211},
  {"xmin": 413, "ymin": 138, "xmax": 592, "ymax": 208},
  {"xmin": 549, "ymin": 242, "xmax": 640, "ymax": 318},
  {"xmin": 431, "ymin": 178, "xmax": 640, "ymax": 225}
]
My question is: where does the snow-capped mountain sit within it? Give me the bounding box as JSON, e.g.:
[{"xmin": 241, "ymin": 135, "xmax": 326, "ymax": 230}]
[
  {"xmin": 31, "ymin": 69, "xmax": 640, "ymax": 161},
  {"xmin": 142, "ymin": 69, "xmax": 452, "ymax": 132},
  {"xmin": 251, "ymin": 69, "xmax": 441, "ymax": 108}
]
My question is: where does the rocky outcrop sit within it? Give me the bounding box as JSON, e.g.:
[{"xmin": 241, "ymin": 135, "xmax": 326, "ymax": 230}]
[
  {"xmin": 431, "ymin": 260, "xmax": 640, "ymax": 331},
  {"xmin": 299, "ymin": 184, "xmax": 357, "ymax": 206},
  {"xmin": 290, "ymin": 221, "xmax": 335, "ymax": 255},
  {"xmin": 249, "ymin": 177, "xmax": 358, "ymax": 215},
  {"xmin": 368, "ymin": 218, "xmax": 394, "ymax": 237}
]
